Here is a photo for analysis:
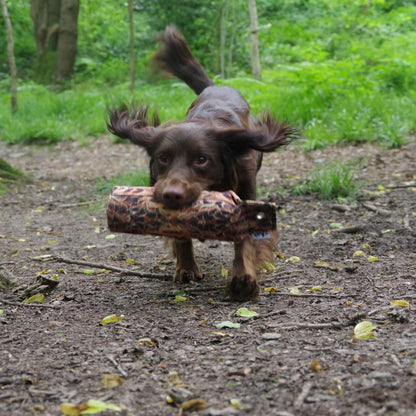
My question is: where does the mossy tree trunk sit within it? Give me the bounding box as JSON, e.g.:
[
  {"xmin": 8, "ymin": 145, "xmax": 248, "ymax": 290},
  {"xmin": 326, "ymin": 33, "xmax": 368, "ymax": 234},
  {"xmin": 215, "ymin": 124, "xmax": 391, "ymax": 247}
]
[
  {"xmin": 30, "ymin": 0, "xmax": 79, "ymax": 84},
  {"xmin": 247, "ymin": 0, "xmax": 261, "ymax": 79},
  {"xmin": 0, "ymin": 0, "xmax": 18, "ymax": 112}
]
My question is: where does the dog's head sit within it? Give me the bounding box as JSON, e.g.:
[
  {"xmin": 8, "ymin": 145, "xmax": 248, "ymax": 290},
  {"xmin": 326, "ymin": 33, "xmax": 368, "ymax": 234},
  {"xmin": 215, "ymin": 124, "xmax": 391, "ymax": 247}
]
[{"xmin": 107, "ymin": 105, "xmax": 296, "ymax": 209}]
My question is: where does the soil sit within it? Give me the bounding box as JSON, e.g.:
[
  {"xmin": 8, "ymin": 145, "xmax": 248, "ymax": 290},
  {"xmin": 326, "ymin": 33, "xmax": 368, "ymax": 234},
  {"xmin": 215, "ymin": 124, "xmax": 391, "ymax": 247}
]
[{"xmin": 0, "ymin": 136, "xmax": 415, "ymax": 416}]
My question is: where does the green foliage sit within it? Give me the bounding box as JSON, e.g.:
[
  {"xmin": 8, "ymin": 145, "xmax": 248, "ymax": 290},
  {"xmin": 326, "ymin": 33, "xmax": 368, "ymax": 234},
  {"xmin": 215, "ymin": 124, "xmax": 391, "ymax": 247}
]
[
  {"xmin": 96, "ymin": 170, "xmax": 149, "ymax": 195},
  {"xmin": 1, "ymin": 1, "xmax": 415, "ymax": 148},
  {"xmin": 293, "ymin": 162, "xmax": 358, "ymax": 200},
  {"xmin": 0, "ymin": 158, "xmax": 28, "ymax": 195}
]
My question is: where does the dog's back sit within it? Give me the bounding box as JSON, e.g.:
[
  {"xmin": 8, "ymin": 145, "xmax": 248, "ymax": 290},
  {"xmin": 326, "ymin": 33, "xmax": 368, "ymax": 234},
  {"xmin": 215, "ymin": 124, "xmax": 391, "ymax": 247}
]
[{"xmin": 154, "ymin": 26, "xmax": 251, "ymax": 128}]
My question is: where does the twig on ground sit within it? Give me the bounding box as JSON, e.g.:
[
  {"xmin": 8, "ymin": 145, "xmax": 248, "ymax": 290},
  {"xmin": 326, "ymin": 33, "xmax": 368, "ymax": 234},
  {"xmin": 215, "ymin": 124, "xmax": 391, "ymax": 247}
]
[
  {"xmin": 106, "ymin": 355, "xmax": 128, "ymax": 378},
  {"xmin": 0, "ymin": 298, "xmax": 59, "ymax": 309},
  {"xmin": 45, "ymin": 255, "xmax": 172, "ymax": 281},
  {"xmin": 385, "ymin": 183, "xmax": 415, "ymax": 189},
  {"xmin": 59, "ymin": 199, "xmax": 106, "ymax": 208},
  {"xmin": 294, "ymin": 381, "xmax": 313, "ymax": 409}
]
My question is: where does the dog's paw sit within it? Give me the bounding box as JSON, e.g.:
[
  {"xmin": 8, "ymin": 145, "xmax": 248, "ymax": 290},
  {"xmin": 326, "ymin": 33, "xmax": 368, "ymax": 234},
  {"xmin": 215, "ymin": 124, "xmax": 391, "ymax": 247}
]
[
  {"xmin": 173, "ymin": 266, "xmax": 203, "ymax": 283},
  {"xmin": 227, "ymin": 274, "xmax": 260, "ymax": 301}
]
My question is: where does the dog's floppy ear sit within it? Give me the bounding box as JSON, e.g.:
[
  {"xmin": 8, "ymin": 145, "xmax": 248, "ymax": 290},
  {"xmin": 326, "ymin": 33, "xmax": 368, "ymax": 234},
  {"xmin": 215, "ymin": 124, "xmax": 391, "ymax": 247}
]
[
  {"xmin": 215, "ymin": 111, "xmax": 297, "ymax": 155},
  {"xmin": 107, "ymin": 104, "xmax": 161, "ymax": 151}
]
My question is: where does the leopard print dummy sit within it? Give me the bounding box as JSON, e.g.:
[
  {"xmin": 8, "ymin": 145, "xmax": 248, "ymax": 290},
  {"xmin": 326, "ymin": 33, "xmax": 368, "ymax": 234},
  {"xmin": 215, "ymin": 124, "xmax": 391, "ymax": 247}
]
[{"xmin": 107, "ymin": 186, "xmax": 276, "ymax": 242}]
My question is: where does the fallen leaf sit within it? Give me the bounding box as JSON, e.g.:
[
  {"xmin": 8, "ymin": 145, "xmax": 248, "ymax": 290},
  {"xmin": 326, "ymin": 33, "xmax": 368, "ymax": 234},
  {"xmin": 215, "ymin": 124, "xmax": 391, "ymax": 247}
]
[
  {"xmin": 101, "ymin": 314, "xmax": 124, "ymax": 325},
  {"xmin": 288, "ymin": 285, "xmax": 302, "ymax": 294},
  {"xmin": 137, "ymin": 337, "xmax": 158, "ymax": 347},
  {"xmin": 352, "ymin": 250, "xmax": 366, "ymax": 258},
  {"xmin": 310, "ymin": 285, "xmax": 323, "ymax": 292},
  {"xmin": 286, "ymin": 256, "xmax": 300, "ymax": 263},
  {"xmin": 362, "ymin": 243, "xmax": 372, "ymax": 250},
  {"xmin": 329, "ymin": 222, "xmax": 343, "ymax": 228},
  {"xmin": 175, "ymin": 290, "xmax": 187, "ymax": 302},
  {"xmin": 220, "ymin": 265, "xmax": 229, "ymax": 278},
  {"xmin": 309, "ymin": 358, "xmax": 323, "ymax": 372},
  {"xmin": 179, "ymin": 398, "xmax": 207, "ymax": 415},
  {"xmin": 60, "ymin": 402, "xmax": 86, "ymax": 415},
  {"xmin": 105, "ymin": 234, "xmax": 116, "ymax": 240},
  {"xmin": 236, "ymin": 307, "xmax": 258, "ymax": 317},
  {"xmin": 125, "ymin": 258, "xmax": 141, "ymax": 265},
  {"xmin": 215, "ymin": 321, "xmax": 240, "ymax": 329},
  {"xmin": 24, "ymin": 293, "xmax": 45, "ymax": 304},
  {"xmin": 263, "ymin": 261, "xmax": 276, "ymax": 271},
  {"xmin": 390, "ymin": 300, "xmax": 409, "ymax": 307},
  {"xmin": 230, "ymin": 398, "xmax": 241, "ymax": 409},
  {"xmin": 101, "ymin": 374, "xmax": 123, "ymax": 389},
  {"xmin": 36, "ymin": 269, "xmax": 52, "ymax": 275},
  {"xmin": 83, "ymin": 270, "xmax": 95, "ymax": 274},
  {"xmin": 79, "ymin": 399, "xmax": 121, "ymax": 414},
  {"xmin": 368, "ymin": 256, "xmax": 378, "ymax": 262},
  {"xmin": 0, "ymin": 310, "xmax": 4, "ymax": 316},
  {"xmin": 311, "ymin": 228, "xmax": 320, "ymax": 237},
  {"xmin": 264, "ymin": 286, "xmax": 277, "ymax": 292},
  {"xmin": 353, "ymin": 321, "xmax": 377, "ymax": 340}
]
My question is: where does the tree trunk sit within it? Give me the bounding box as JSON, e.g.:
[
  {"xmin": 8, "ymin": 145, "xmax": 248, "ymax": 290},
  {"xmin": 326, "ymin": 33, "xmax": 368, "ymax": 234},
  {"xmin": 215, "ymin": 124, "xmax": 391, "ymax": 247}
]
[
  {"xmin": 128, "ymin": 0, "xmax": 135, "ymax": 91},
  {"xmin": 219, "ymin": 0, "xmax": 228, "ymax": 79},
  {"xmin": 247, "ymin": 0, "xmax": 261, "ymax": 79},
  {"xmin": 1, "ymin": 0, "xmax": 18, "ymax": 112},
  {"xmin": 30, "ymin": 0, "xmax": 79, "ymax": 84},
  {"xmin": 56, "ymin": 0, "xmax": 79, "ymax": 81}
]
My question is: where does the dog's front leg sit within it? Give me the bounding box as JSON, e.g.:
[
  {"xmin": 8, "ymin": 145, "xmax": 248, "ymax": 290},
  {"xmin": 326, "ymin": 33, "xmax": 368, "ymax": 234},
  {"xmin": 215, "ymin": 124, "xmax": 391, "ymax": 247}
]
[
  {"xmin": 172, "ymin": 239, "xmax": 203, "ymax": 282},
  {"xmin": 228, "ymin": 237, "xmax": 259, "ymax": 301}
]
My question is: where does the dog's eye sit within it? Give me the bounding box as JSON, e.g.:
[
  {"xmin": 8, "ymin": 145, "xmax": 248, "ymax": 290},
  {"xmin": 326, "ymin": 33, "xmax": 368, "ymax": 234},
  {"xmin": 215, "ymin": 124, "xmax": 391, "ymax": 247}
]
[
  {"xmin": 157, "ymin": 154, "xmax": 169, "ymax": 165},
  {"xmin": 195, "ymin": 155, "xmax": 208, "ymax": 166}
]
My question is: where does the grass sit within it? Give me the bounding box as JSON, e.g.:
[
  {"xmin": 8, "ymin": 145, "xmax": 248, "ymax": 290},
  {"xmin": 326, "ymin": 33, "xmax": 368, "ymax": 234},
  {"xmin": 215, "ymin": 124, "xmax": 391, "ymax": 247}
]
[
  {"xmin": 293, "ymin": 162, "xmax": 358, "ymax": 200},
  {"xmin": 95, "ymin": 169, "xmax": 149, "ymax": 195},
  {"xmin": 0, "ymin": 158, "xmax": 29, "ymax": 194},
  {"xmin": 0, "ymin": 3, "xmax": 415, "ymax": 148}
]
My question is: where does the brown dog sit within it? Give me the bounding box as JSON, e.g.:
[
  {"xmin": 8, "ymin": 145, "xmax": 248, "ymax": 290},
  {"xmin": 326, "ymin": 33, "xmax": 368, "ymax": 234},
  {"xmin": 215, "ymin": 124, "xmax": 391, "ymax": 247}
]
[{"xmin": 107, "ymin": 26, "xmax": 296, "ymax": 300}]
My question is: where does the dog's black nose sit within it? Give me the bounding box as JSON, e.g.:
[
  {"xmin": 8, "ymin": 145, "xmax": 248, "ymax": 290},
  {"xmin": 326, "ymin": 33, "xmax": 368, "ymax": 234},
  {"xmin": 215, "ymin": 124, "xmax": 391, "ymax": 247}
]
[{"xmin": 162, "ymin": 187, "xmax": 185, "ymax": 209}]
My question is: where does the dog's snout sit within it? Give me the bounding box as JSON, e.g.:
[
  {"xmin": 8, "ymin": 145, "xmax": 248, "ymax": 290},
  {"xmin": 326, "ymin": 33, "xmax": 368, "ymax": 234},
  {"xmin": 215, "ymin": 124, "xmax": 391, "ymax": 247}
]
[{"xmin": 162, "ymin": 186, "xmax": 185, "ymax": 209}]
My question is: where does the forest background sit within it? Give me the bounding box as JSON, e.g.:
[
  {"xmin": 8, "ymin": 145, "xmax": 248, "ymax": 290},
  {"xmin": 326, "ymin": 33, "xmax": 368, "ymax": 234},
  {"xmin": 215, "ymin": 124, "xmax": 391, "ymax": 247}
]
[{"xmin": 0, "ymin": 0, "xmax": 416, "ymax": 152}]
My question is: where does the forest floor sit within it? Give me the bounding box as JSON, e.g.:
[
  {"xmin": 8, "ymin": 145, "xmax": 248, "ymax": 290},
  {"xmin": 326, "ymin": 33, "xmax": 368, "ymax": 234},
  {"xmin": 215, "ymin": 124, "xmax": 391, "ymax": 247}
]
[{"xmin": 0, "ymin": 136, "xmax": 415, "ymax": 416}]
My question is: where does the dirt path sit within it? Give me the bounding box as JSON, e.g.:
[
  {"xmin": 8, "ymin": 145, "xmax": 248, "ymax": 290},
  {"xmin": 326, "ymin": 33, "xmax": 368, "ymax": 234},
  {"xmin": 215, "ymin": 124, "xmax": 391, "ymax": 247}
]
[{"xmin": 1, "ymin": 137, "xmax": 415, "ymax": 416}]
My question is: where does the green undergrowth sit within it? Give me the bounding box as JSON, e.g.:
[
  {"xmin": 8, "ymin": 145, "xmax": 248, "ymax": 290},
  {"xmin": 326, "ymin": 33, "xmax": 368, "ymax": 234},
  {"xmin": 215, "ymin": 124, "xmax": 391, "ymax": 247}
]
[
  {"xmin": 292, "ymin": 162, "xmax": 359, "ymax": 200},
  {"xmin": 1, "ymin": 2, "xmax": 415, "ymax": 148},
  {"xmin": 96, "ymin": 169, "xmax": 149, "ymax": 195},
  {"xmin": 0, "ymin": 159, "xmax": 29, "ymax": 194}
]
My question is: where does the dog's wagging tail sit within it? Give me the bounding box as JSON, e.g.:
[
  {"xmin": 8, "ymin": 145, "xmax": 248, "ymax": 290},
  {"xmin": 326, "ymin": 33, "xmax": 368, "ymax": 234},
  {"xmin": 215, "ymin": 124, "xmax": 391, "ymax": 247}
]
[{"xmin": 107, "ymin": 26, "xmax": 297, "ymax": 301}]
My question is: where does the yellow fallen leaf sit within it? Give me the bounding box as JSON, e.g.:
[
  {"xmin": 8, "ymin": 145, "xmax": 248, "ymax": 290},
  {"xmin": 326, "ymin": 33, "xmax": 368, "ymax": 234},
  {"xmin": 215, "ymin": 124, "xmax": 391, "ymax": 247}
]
[
  {"xmin": 288, "ymin": 285, "xmax": 302, "ymax": 294},
  {"xmin": 101, "ymin": 314, "xmax": 124, "ymax": 325},
  {"xmin": 60, "ymin": 402, "xmax": 85, "ymax": 415},
  {"xmin": 220, "ymin": 265, "xmax": 229, "ymax": 278},
  {"xmin": 362, "ymin": 243, "xmax": 372, "ymax": 250},
  {"xmin": 286, "ymin": 256, "xmax": 300, "ymax": 263},
  {"xmin": 105, "ymin": 234, "xmax": 116, "ymax": 240},
  {"xmin": 236, "ymin": 307, "xmax": 258, "ymax": 317},
  {"xmin": 24, "ymin": 293, "xmax": 45, "ymax": 304},
  {"xmin": 309, "ymin": 358, "xmax": 323, "ymax": 372},
  {"xmin": 353, "ymin": 321, "xmax": 377, "ymax": 340},
  {"xmin": 125, "ymin": 258, "xmax": 141, "ymax": 265},
  {"xmin": 264, "ymin": 286, "xmax": 277, "ymax": 292},
  {"xmin": 137, "ymin": 337, "xmax": 156, "ymax": 347},
  {"xmin": 230, "ymin": 398, "xmax": 241, "ymax": 409},
  {"xmin": 101, "ymin": 374, "xmax": 123, "ymax": 389},
  {"xmin": 390, "ymin": 300, "xmax": 409, "ymax": 307},
  {"xmin": 80, "ymin": 399, "xmax": 121, "ymax": 414},
  {"xmin": 353, "ymin": 250, "xmax": 366, "ymax": 258},
  {"xmin": 179, "ymin": 398, "xmax": 207, "ymax": 415},
  {"xmin": 368, "ymin": 256, "xmax": 378, "ymax": 262},
  {"xmin": 310, "ymin": 285, "xmax": 323, "ymax": 292},
  {"xmin": 36, "ymin": 269, "xmax": 52, "ymax": 275}
]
